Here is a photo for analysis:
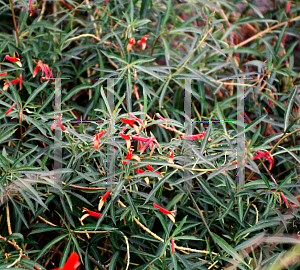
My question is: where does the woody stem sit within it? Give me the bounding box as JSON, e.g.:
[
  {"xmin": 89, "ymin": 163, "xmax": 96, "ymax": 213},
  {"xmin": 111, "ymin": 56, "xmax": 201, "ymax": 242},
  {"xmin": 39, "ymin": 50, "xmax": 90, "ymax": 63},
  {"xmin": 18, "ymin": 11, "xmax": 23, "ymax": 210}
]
[{"xmin": 9, "ymin": 0, "xmax": 20, "ymax": 46}]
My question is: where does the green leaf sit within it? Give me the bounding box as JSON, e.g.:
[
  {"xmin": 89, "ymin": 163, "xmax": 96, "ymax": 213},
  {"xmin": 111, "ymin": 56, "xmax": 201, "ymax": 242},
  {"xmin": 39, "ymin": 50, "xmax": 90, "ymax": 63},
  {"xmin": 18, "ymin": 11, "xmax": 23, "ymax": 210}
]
[
  {"xmin": 172, "ymin": 215, "xmax": 188, "ymax": 237},
  {"xmin": 155, "ymin": 212, "xmax": 169, "ymax": 238},
  {"xmin": 274, "ymin": 23, "xmax": 288, "ymax": 54},
  {"xmin": 29, "ymin": 226, "xmax": 67, "ymax": 235},
  {"xmin": 161, "ymin": 0, "xmax": 171, "ymax": 30},
  {"xmin": 276, "ymin": 171, "xmax": 294, "ymax": 191},
  {"xmin": 144, "ymin": 170, "xmax": 178, "ymax": 204},
  {"xmin": 284, "ymin": 87, "xmax": 297, "ymax": 131},
  {"xmin": 100, "ymin": 50, "xmax": 128, "ymax": 65},
  {"xmin": 130, "ymin": 58, "xmax": 156, "ymax": 65},
  {"xmin": 212, "ymin": 232, "xmax": 245, "ymax": 265},
  {"xmin": 24, "ymin": 81, "xmax": 49, "ymax": 108},
  {"xmin": 59, "ymin": 238, "xmax": 72, "ymax": 268},
  {"xmin": 35, "ymin": 234, "xmax": 68, "ymax": 261},
  {"xmin": 62, "ymin": 84, "xmax": 92, "ymax": 103},
  {"xmin": 109, "ymin": 251, "xmax": 120, "ymax": 270},
  {"xmin": 234, "ymin": 114, "xmax": 268, "ymax": 138}
]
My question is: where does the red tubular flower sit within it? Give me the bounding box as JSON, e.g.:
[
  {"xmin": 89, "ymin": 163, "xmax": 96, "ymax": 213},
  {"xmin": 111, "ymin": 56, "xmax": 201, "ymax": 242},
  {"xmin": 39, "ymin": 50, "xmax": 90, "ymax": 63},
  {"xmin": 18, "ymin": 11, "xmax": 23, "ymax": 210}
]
[
  {"xmin": 52, "ymin": 252, "xmax": 80, "ymax": 270},
  {"xmin": 121, "ymin": 118, "xmax": 136, "ymax": 126},
  {"xmin": 33, "ymin": 60, "xmax": 55, "ymax": 82},
  {"xmin": 119, "ymin": 131, "xmax": 131, "ymax": 150},
  {"xmin": 59, "ymin": 0, "xmax": 73, "ymax": 11},
  {"xmin": 127, "ymin": 37, "xmax": 135, "ymax": 52},
  {"xmin": 92, "ymin": 131, "xmax": 105, "ymax": 150},
  {"xmin": 121, "ymin": 117, "xmax": 139, "ymax": 134},
  {"xmin": 119, "ymin": 131, "xmax": 131, "ymax": 140},
  {"xmin": 281, "ymin": 193, "xmax": 289, "ymax": 208},
  {"xmin": 51, "ymin": 116, "xmax": 66, "ymax": 131},
  {"xmin": 135, "ymin": 168, "xmax": 150, "ymax": 184},
  {"xmin": 6, "ymin": 55, "xmax": 22, "ymax": 67},
  {"xmin": 103, "ymin": 0, "xmax": 109, "ymax": 4},
  {"xmin": 137, "ymin": 35, "xmax": 149, "ymax": 50},
  {"xmin": 98, "ymin": 190, "xmax": 111, "ymax": 211},
  {"xmin": 0, "ymin": 72, "xmax": 7, "ymax": 77},
  {"xmin": 183, "ymin": 131, "xmax": 206, "ymax": 140},
  {"xmin": 33, "ymin": 61, "xmax": 42, "ymax": 77},
  {"xmin": 51, "ymin": 122, "xmax": 57, "ymax": 131},
  {"xmin": 5, "ymin": 103, "xmax": 16, "ymax": 116},
  {"xmin": 129, "ymin": 113, "xmax": 144, "ymax": 127},
  {"xmin": 29, "ymin": 0, "xmax": 34, "ymax": 16},
  {"xmin": 171, "ymin": 238, "xmax": 175, "ymax": 255},
  {"xmin": 3, "ymin": 78, "xmax": 20, "ymax": 91},
  {"xmin": 286, "ymin": 1, "xmax": 291, "ymax": 12},
  {"xmin": 19, "ymin": 109, "xmax": 23, "ymax": 123},
  {"xmin": 153, "ymin": 203, "xmax": 176, "ymax": 223},
  {"xmin": 156, "ymin": 113, "xmax": 167, "ymax": 125},
  {"xmin": 131, "ymin": 135, "xmax": 149, "ymax": 142},
  {"xmin": 122, "ymin": 149, "xmax": 141, "ymax": 165},
  {"xmin": 140, "ymin": 137, "xmax": 153, "ymax": 154},
  {"xmin": 135, "ymin": 168, "xmax": 146, "ymax": 174},
  {"xmin": 80, "ymin": 207, "xmax": 103, "ymax": 221},
  {"xmin": 252, "ymin": 150, "xmax": 274, "ymax": 170},
  {"xmin": 146, "ymin": 165, "xmax": 163, "ymax": 175},
  {"xmin": 56, "ymin": 116, "xmax": 66, "ymax": 131},
  {"xmin": 19, "ymin": 74, "xmax": 22, "ymax": 89},
  {"xmin": 168, "ymin": 151, "xmax": 174, "ymax": 164}
]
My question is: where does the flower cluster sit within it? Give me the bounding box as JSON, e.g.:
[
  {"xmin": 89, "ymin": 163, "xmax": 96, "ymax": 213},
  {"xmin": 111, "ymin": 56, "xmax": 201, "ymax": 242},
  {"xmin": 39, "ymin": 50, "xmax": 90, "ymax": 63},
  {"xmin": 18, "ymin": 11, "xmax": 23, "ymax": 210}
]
[
  {"xmin": 127, "ymin": 35, "xmax": 149, "ymax": 52},
  {"xmin": 252, "ymin": 150, "xmax": 274, "ymax": 170},
  {"xmin": 92, "ymin": 131, "xmax": 106, "ymax": 150},
  {"xmin": 51, "ymin": 116, "xmax": 66, "ymax": 131},
  {"xmin": 1, "ymin": 55, "xmax": 22, "ymax": 91},
  {"xmin": 33, "ymin": 60, "xmax": 55, "ymax": 82}
]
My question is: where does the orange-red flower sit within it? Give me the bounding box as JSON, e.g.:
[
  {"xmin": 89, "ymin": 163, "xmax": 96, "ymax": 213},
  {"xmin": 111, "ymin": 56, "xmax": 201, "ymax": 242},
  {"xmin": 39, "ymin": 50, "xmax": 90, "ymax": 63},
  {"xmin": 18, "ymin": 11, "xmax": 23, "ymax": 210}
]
[
  {"xmin": 281, "ymin": 193, "xmax": 289, "ymax": 208},
  {"xmin": 183, "ymin": 132, "xmax": 206, "ymax": 140},
  {"xmin": 51, "ymin": 116, "xmax": 66, "ymax": 131},
  {"xmin": 92, "ymin": 131, "xmax": 105, "ymax": 150},
  {"xmin": 98, "ymin": 190, "xmax": 110, "ymax": 211},
  {"xmin": 122, "ymin": 149, "xmax": 141, "ymax": 165},
  {"xmin": 122, "ymin": 118, "xmax": 136, "ymax": 126},
  {"xmin": 146, "ymin": 165, "xmax": 164, "ymax": 175},
  {"xmin": 119, "ymin": 129, "xmax": 132, "ymax": 150},
  {"xmin": 0, "ymin": 72, "xmax": 7, "ymax": 77},
  {"xmin": 140, "ymin": 137, "xmax": 153, "ymax": 154},
  {"xmin": 19, "ymin": 74, "xmax": 22, "ymax": 89},
  {"xmin": 6, "ymin": 55, "xmax": 22, "ymax": 67},
  {"xmin": 135, "ymin": 168, "xmax": 150, "ymax": 184},
  {"xmin": 137, "ymin": 35, "xmax": 149, "ymax": 50},
  {"xmin": 33, "ymin": 60, "xmax": 55, "ymax": 82},
  {"xmin": 52, "ymin": 252, "xmax": 80, "ymax": 270},
  {"xmin": 103, "ymin": 0, "xmax": 109, "ymax": 4},
  {"xmin": 121, "ymin": 117, "xmax": 140, "ymax": 134},
  {"xmin": 252, "ymin": 150, "xmax": 274, "ymax": 170},
  {"xmin": 286, "ymin": 1, "xmax": 291, "ymax": 12},
  {"xmin": 59, "ymin": 0, "xmax": 73, "ymax": 11},
  {"xmin": 19, "ymin": 109, "xmax": 23, "ymax": 123},
  {"xmin": 3, "ymin": 78, "xmax": 20, "ymax": 91},
  {"xmin": 29, "ymin": 0, "xmax": 34, "ymax": 16},
  {"xmin": 5, "ymin": 103, "xmax": 16, "ymax": 116},
  {"xmin": 129, "ymin": 113, "xmax": 144, "ymax": 127},
  {"xmin": 153, "ymin": 203, "xmax": 176, "ymax": 222},
  {"xmin": 168, "ymin": 151, "xmax": 174, "ymax": 164},
  {"xmin": 156, "ymin": 113, "xmax": 167, "ymax": 125},
  {"xmin": 127, "ymin": 37, "xmax": 135, "ymax": 52},
  {"xmin": 80, "ymin": 207, "xmax": 103, "ymax": 221},
  {"xmin": 171, "ymin": 237, "xmax": 175, "ymax": 255}
]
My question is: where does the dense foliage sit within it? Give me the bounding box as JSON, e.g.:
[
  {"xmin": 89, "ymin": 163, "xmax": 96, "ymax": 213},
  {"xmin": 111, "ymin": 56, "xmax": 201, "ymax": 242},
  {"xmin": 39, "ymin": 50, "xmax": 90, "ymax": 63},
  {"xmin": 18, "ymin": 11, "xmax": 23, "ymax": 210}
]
[{"xmin": 1, "ymin": 0, "xmax": 300, "ymax": 269}]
